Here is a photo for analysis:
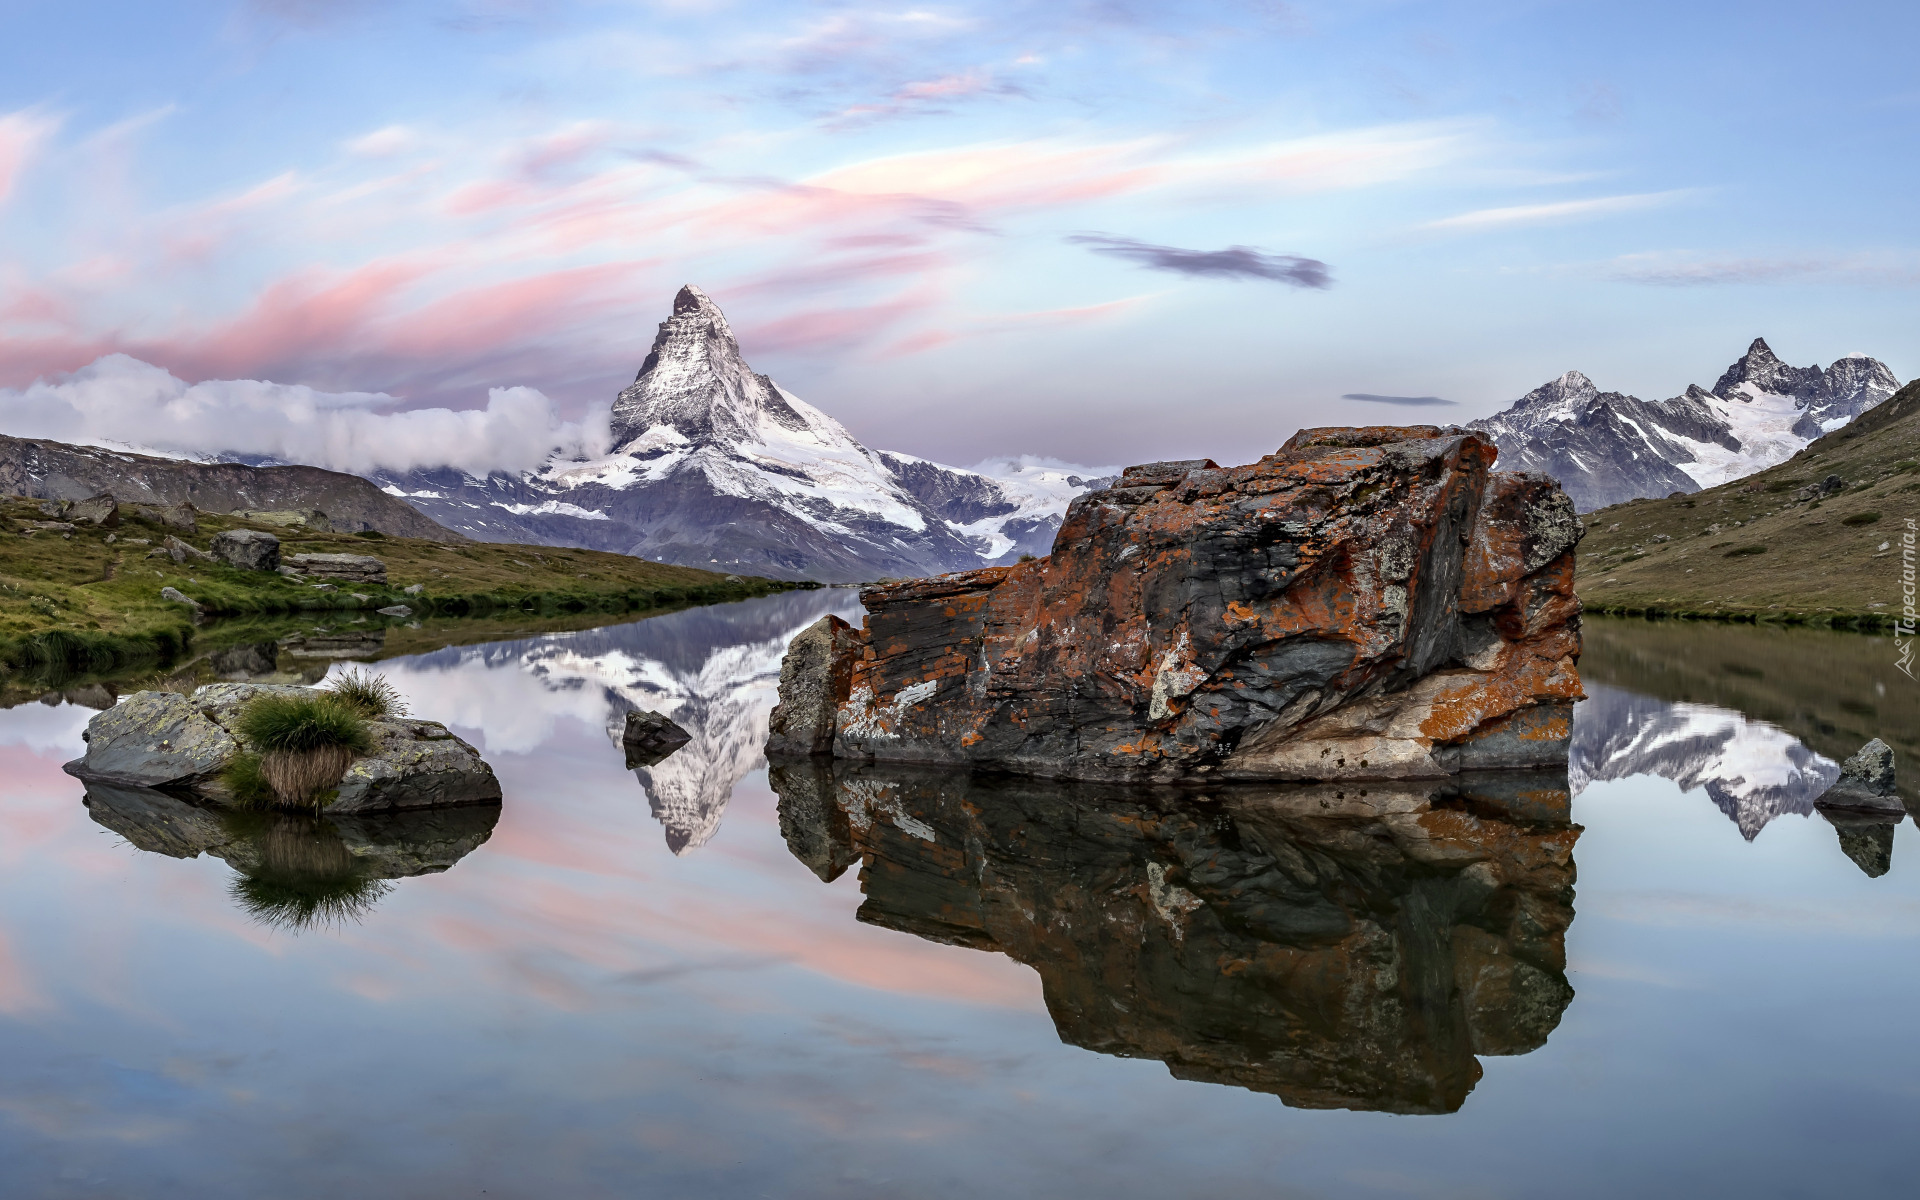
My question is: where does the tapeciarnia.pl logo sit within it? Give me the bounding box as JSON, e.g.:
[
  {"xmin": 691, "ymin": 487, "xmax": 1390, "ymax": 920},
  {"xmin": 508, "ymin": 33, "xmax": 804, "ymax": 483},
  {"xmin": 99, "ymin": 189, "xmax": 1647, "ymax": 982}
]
[{"xmin": 1897, "ymin": 517, "xmax": 1917, "ymax": 679}]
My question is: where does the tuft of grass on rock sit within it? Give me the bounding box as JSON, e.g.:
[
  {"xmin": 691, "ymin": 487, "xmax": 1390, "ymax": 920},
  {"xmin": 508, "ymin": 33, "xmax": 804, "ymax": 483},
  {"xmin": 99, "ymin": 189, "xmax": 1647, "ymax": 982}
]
[
  {"xmin": 238, "ymin": 693, "xmax": 373, "ymax": 755},
  {"xmin": 325, "ymin": 666, "xmax": 408, "ymax": 718}
]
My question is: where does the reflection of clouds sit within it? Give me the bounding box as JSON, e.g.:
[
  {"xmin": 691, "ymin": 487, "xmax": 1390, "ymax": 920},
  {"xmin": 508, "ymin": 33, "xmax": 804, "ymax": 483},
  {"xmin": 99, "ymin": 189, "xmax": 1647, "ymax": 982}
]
[{"xmin": 0, "ymin": 702, "xmax": 94, "ymax": 754}]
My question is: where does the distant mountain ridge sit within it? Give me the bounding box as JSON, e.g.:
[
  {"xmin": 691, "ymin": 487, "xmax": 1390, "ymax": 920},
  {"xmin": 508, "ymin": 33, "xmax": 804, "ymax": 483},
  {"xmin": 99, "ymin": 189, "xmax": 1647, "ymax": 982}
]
[
  {"xmin": 374, "ymin": 286, "xmax": 1114, "ymax": 583},
  {"xmin": 0, "ymin": 432, "xmax": 461, "ymax": 539},
  {"xmin": 1471, "ymin": 339, "xmax": 1901, "ymax": 510}
]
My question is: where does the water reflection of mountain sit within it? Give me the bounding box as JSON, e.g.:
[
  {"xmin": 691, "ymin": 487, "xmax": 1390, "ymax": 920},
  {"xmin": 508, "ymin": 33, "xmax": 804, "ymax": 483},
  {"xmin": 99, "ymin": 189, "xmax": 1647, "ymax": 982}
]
[
  {"xmin": 82, "ymin": 781, "xmax": 498, "ymax": 929},
  {"xmin": 1579, "ymin": 617, "xmax": 1918, "ymax": 804},
  {"xmin": 1572, "ymin": 683, "xmax": 1840, "ymax": 840},
  {"xmin": 773, "ymin": 764, "xmax": 1579, "ymax": 1113},
  {"xmin": 405, "ymin": 590, "xmax": 865, "ymax": 853}
]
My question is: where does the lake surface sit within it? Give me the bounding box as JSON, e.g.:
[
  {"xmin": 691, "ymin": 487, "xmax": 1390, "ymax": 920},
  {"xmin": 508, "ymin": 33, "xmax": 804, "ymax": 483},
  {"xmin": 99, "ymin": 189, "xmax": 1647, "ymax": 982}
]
[{"xmin": 3, "ymin": 597, "xmax": 1918, "ymax": 1198}]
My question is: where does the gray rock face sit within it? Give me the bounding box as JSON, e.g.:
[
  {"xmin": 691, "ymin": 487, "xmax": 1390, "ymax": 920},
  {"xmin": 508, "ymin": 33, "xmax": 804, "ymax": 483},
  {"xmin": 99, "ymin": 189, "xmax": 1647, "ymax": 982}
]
[
  {"xmin": 65, "ymin": 683, "xmax": 500, "ymax": 813},
  {"xmin": 1816, "ymin": 737, "xmax": 1901, "ymax": 813},
  {"xmin": 211, "ymin": 528, "xmax": 281, "ymax": 571},
  {"xmin": 72, "ymin": 691, "xmax": 237, "ymax": 788},
  {"xmin": 288, "ymin": 553, "xmax": 387, "ymax": 584},
  {"xmin": 764, "ymin": 614, "xmax": 858, "ymax": 757},
  {"xmin": 1819, "ymin": 808, "xmax": 1899, "ymax": 878},
  {"xmin": 620, "ymin": 709, "xmax": 693, "ymax": 769}
]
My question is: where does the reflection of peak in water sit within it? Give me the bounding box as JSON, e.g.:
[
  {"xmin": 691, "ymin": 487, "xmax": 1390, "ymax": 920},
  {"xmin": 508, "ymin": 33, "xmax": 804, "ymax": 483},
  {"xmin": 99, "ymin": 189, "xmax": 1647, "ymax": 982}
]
[
  {"xmin": 527, "ymin": 589, "xmax": 865, "ymax": 855},
  {"xmin": 82, "ymin": 781, "xmax": 499, "ymax": 929},
  {"xmin": 772, "ymin": 764, "xmax": 1579, "ymax": 1114},
  {"xmin": 1572, "ymin": 683, "xmax": 1840, "ymax": 840}
]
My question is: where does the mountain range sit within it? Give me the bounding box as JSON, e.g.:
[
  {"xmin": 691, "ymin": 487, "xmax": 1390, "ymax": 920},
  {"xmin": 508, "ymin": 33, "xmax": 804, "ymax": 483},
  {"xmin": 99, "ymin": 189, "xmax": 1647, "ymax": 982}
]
[
  {"xmin": 373, "ymin": 286, "xmax": 1113, "ymax": 584},
  {"xmin": 1470, "ymin": 339, "xmax": 1901, "ymax": 511}
]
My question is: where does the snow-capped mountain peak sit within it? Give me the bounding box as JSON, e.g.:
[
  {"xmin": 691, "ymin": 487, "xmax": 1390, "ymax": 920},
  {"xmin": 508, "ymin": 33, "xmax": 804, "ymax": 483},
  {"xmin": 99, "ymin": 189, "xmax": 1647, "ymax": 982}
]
[{"xmin": 373, "ymin": 287, "xmax": 1116, "ymax": 582}]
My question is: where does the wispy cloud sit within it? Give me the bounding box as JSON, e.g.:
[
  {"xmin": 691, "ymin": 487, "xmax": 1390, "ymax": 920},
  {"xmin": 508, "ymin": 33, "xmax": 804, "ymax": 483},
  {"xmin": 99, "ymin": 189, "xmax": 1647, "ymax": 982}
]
[
  {"xmin": 1341, "ymin": 392, "xmax": 1456, "ymax": 407},
  {"xmin": 1423, "ymin": 189, "xmax": 1691, "ymax": 232},
  {"xmin": 1068, "ymin": 234, "xmax": 1331, "ymax": 287},
  {"xmin": 1600, "ymin": 250, "xmax": 1920, "ymax": 286},
  {"xmin": 0, "ymin": 109, "xmax": 61, "ymax": 205}
]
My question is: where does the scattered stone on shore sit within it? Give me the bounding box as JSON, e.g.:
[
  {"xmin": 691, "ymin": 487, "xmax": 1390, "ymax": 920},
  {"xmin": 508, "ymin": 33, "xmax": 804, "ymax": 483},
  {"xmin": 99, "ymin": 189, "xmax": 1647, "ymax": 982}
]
[
  {"xmin": 26, "ymin": 520, "xmax": 76, "ymax": 533},
  {"xmin": 211, "ymin": 528, "xmax": 282, "ymax": 572},
  {"xmin": 38, "ymin": 493, "xmax": 121, "ymax": 527},
  {"xmin": 402, "ymin": 584, "xmax": 424, "ymax": 595},
  {"xmin": 160, "ymin": 586, "xmax": 201, "ymax": 612},
  {"xmin": 620, "ymin": 708, "xmax": 693, "ymax": 769},
  {"xmin": 289, "ymin": 552, "xmax": 387, "ymax": 584},
  {"xmin": 64, "ymin": 681, "xmax": 502, "ymax": 813},
  {"xmin": 156, "ymin": 534, "xmax": 213, "ymax": 565},
  {"xmin": 131, "ymin": 501, "xmax": 198, "ymax": 531},
  {"xmin": 1814, "ymin": 738, "xmax": 1901, "ymax": 813},
  {"xmin": 770, "ymin": 426, "xmax": 1583, "ymax": 784}
]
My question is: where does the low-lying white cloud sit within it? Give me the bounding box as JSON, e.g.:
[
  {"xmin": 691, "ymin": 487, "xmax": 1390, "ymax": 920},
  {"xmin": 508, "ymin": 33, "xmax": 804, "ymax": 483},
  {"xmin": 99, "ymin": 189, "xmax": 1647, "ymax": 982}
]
[{"xmin": 0, "ymin": 354, "xmax": 610, "ymax": 477}]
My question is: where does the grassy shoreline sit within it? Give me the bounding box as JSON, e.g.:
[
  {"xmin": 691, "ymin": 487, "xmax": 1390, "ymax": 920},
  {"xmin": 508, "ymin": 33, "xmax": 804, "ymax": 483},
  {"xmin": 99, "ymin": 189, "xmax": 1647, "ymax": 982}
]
[{"xmin": 0, "ymin": 496, "xmax": 801, "ymax": 675}]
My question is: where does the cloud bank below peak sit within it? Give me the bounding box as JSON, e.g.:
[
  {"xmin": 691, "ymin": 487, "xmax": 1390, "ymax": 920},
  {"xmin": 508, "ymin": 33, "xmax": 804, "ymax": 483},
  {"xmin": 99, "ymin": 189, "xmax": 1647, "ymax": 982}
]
[{"xmin": 0, "ymin": 355, "xmax": 609, "ymax": 476}]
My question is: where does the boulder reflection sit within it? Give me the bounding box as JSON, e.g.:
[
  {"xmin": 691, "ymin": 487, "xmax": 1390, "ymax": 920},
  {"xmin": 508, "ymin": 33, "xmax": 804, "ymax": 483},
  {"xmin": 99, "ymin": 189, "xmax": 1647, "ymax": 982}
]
[
  {"xmin": 772, "ymin": 764, "xmax": 1579, "ymax": 1113},
  {"xmin": 82, "ymin": 781, "xmax": 499, "ymax": 931}
]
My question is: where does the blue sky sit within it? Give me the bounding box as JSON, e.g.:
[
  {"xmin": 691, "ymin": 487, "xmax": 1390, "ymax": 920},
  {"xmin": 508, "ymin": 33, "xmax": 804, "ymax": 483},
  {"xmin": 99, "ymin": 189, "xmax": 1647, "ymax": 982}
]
[{"xmin": 1, "ymin": 0, "xmax": 1914, "ymax": 470}]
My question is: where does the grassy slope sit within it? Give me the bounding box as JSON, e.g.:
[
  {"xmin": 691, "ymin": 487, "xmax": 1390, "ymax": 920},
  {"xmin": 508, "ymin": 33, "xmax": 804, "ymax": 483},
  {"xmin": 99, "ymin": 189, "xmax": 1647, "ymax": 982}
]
[
  {"xmin": 0, "ymin": 497, "xmax": 793, "ymax": 672},
  {"xmin": 1574, "ymin": 379, "xmax": 1920, "ymax": 626}
]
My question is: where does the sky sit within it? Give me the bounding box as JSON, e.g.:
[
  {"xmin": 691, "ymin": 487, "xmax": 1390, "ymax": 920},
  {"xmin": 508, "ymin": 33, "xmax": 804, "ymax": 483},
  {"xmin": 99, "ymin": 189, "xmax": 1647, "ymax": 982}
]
[{"xmin": 0, "ymin": 0, "xmax": 1916, "ymax": 473}]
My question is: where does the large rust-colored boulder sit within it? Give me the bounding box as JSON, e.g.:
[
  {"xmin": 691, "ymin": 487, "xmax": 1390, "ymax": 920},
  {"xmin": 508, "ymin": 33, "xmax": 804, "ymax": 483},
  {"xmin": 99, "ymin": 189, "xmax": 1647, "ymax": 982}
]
[{"xmin": 772, "ymin": 426, "xmax": 1582, "ymax": 783}]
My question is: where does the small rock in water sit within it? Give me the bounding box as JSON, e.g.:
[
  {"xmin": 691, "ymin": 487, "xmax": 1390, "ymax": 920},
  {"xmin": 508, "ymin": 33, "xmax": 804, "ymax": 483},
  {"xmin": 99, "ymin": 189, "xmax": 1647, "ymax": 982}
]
[
  {"xmin": 621, "ymin": 709, "xmax": 692, "ymax": 769},
  {"xmin": 1815, "ymin": 738, "xmax": 1901, "ymax": 813},
  {"xmin": 376, "ymin": 605, "xmax": 412, "ymax": 617}
]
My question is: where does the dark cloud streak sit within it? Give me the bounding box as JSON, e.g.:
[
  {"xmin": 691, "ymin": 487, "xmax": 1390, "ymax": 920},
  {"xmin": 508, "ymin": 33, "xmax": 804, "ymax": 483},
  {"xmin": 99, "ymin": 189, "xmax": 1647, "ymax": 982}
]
[
  {"xmin": 1068, "ymin": 235, "xmax": 1331, "ymax": 288},
  {"xmin": 1342, "ymin": 393, "xmax": 1458, "ymax": 407}
]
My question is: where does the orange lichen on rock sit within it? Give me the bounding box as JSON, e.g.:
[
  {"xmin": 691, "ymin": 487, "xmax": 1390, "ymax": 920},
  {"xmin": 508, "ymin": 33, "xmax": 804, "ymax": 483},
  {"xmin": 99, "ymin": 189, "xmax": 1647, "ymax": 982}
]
[{"xmin": 769, "ymin": 427, "xmax": 1584, "ymax": 783}]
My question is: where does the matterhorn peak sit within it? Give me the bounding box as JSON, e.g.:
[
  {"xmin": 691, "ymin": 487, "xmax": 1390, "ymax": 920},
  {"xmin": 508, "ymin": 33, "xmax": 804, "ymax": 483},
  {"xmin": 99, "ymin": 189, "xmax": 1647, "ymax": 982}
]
[{"xmin": 609, "ymin": 285, "xmax": 809, "ymax": 449}]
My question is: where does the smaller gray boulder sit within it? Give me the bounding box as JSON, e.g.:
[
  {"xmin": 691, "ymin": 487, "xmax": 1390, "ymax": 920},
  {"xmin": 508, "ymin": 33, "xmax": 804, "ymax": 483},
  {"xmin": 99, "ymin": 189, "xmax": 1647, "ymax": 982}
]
[
  {"xmin": 162, "ymin": 534, "xmax": 213, "ymax": 564},
  {"xmin": 765, "ymin": 614, "xmax": 857, "ymax": 758},
  {"xmin": 622, "ymin": 709, "xmax": 693, "ymax": 769},
  {"xmin": 160, "ymin": 586, "xmax": 201, "ymax": 612},
  {"xmin": 211, "ymin": 528, "xmax": 282, "ymax": 572},
  {"xmin": 376, "ymin": 604, "xmax": 412, "ymax": 617},
  {"xmin": 1815, "ymin": 737, "xmax": 1901, "ymax": 813}
]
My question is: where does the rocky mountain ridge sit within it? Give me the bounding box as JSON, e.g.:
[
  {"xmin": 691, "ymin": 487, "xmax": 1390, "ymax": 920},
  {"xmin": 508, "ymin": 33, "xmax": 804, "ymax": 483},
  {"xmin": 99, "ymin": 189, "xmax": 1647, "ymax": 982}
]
[
  {"xmin": 1471, "ymin": 339, "xmax": 1901, "ymax": 510},
  {"xmin": 0, "ymin": 433, "xmax": 461, "ymax": 540},
  {"xmin": 374, "ymin": 286, "xmax": 1113, "ymax": 583}
]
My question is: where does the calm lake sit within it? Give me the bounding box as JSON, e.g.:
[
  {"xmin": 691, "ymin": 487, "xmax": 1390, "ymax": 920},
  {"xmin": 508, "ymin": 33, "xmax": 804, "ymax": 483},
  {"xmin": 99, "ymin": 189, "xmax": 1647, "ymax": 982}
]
[{"xmin": 3, "ymin": 594, "xmax": 1917, "ymax": 1198}]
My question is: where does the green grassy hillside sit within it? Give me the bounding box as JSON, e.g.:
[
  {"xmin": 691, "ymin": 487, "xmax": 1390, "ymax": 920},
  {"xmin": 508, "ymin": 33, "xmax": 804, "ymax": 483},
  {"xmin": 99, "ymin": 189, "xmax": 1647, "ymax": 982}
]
[
  {"xmin": 0, "ymin": 497, "xmax": 794, "ymax": 674},
  {"xmin": 1574, "ymin": 379, "xmax": 1920, "ymax": 627}
]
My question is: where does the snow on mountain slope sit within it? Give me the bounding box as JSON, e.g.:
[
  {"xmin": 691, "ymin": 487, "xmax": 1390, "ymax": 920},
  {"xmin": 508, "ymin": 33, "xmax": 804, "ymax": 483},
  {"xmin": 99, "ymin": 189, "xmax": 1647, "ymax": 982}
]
[
  {"xmin": 1470, "ymin": 339, "xmax": 1901, "ymax": 511},
  {"xmin": 375, "ymin": 287, "xmax": 1113, "ymax": 582},
  {"xmin": 1571, "ymin": 682, "xmax": 1840, "ymax": 840}
]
